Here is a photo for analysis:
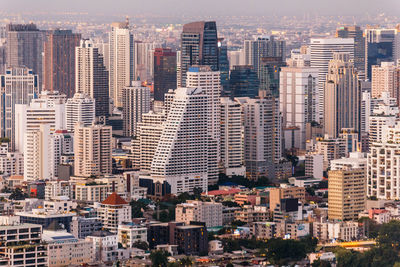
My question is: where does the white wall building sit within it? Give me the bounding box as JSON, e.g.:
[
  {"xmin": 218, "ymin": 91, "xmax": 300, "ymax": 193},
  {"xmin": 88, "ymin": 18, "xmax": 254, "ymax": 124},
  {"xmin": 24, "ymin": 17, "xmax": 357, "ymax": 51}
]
[
  {"xmin": 151, "ymin": 87, "xmax": 208, "ymax": 194},
  {"xmin": 310, "ymin": 38, "xmax": 354, "ymax": 121},
  {"xmin": 175, "ymin": 200, "xmax": 223, "ymax": 227},
  {"xmin": 117, "ymin": 223, "xmax": 147, "ymax": 248},
  {"xmin": 65, "ymin": 93, "xmax": 95, "ymax": 132},
  {"xmin": 220, "ymin": 97, "xmax": 245, "ymax": 176}
]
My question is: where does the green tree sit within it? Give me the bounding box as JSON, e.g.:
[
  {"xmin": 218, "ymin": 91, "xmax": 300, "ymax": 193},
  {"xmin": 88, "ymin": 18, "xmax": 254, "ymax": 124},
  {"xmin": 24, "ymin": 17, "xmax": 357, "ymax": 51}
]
[
  {"xmin": 130, "ymin": 200, "xmax": 148, "ymax": 218},
  {"xmin": 150, "ymin": 250, "xmax": 170, "ymax": 267},
  {"xmin": 9, "ymin": 188, "xmax": 28, "ymax": 200},
  {"xmin": 377, "ymin": 220, "xmax": 400, "ymax": 250},
  {"xmin": 312, "ymin": 259, "xmax": 332, "ymax": 267},
  {"xmin": 179, "ymin": 256, "xmax": 193, "ymax": 267},
  {"xmin": 192, "ymin": 187, "xmax": 202, "ymax": 199},
  {"xmin": 265, "ymin": 238, "xmax": 307, "ymax": 265}
]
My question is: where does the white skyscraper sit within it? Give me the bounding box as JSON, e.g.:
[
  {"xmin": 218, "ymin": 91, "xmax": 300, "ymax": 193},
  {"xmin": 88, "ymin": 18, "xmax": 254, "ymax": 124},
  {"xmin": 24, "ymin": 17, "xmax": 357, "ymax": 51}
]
[
  {"xmin": 109, "ymin": 20, "xmax": 134, "ymax": 108},
  {"xmin": 310, "ymin": 38, "xmax": 354, "ymax": 122},
  {"xmin": 24, "ymin": 124, "xmax": 52, "ymax": 181},
  {"xmin": 122, "ymin": 81, "xmax": 151, "ymax": 137},
  {"xmin": 220, "ymin": 97, "xmax": 245, "ymax": 176},
  {"xmin": 65, "ymin": 93, "xmax": 95, "ymax": 132},
  {"xmin": 15, "ymin": 97, "xmax": 65, "ymax": 153},
  {"xmin": 237, "ymin": 97, "xmax": 274, "ymax": 180},
  {"xmin": 186, "ymin": 65, "xmax": 221, "ymax": 185},
  {"xmin": 0, "ymin": 67, "xmax": 39, "ymax": 151},
  {"xmin": 368, "ymin": 123, "xmax": 400, "ymax": 199},
  {"xmin": 280, "ymin": 62, "xmax": 318, "ymax": 150},
  {"xmin": 151, "ymin": 87, "xmax": 208, "ymax": 194}
]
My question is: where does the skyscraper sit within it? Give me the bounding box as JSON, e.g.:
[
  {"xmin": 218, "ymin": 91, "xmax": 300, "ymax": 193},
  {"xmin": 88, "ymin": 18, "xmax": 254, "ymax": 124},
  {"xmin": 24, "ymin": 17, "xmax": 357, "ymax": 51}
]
[
  {"xmin": 0, "ymin": 67, "xmax": 39, "ymax": 151},
  {"xmin": 324, "ymin": 53, "xmax": 360, "ymax": 138},
  {"xmin": 371, "ymin": 62, "xmax": 400, "ymax": 104},
  {"xmin": 23, "ymin": 124, "xmax": 53, "ymax": 181},
  {"xmin": 6, "ymin": 24, "xmax": 44, "ymax": 87},
  {"xmin": 151, "ymin": 87, "xmax": 208, "ymax": 194},
  {"xmin": 109, "ymin": 20, "xmax": 134, "ymax": 107},
  {"xmin": 280, "ymin": 62, "xmax": 318, "ymax": 150},
  {"xmin": 220, "ymin": 97, "xmax": 245, "ymax": 176},
  {"xmin": 218, "ymin": 39, "xmax": 230, "ymax": 95},
  {"xmin": 43, "ymin": 29, "xmax": 81, "ymax": 97},
  {"xmin": 153, "ymin": 48, "xmax": 177, "ymax": 102},
  {"xmin": 258, "ymin": 56, "xmax": 286, "ymax": 97},
  {"xmin": 65, "ymin": 93, "xmax": 95, "ymax": 132},
  {"xmin": 310, "ymin": 38, "xmax": 354, "ymax": 122},
  {"xmin": 15, "ymin": 97, "xmax": 65, "ymax": 153},
  {"xmin": 365, "ymin": 28, "xmax": 397, "ymax": 80},
  {"xmin": 238, "ymin": 97, "xmax": 274, "ymax": 180},
  {"xmin": 74, "ymin": 123, "xmax": 112, "ymax": 177},
  {"xmin": 75, "ymin": 40, "xmax": 109, "ymax": 117},
  {"xmin": 243, "ymin": 36, "xmax": 286, "ymax": 75},
  {"xmin": 179, "ymin": 21, "xmax": 218, "ymax": 87},
  {"xmin": 336, "ymin": 26, "xmax": 365, "ymax": 80},
  {"xmin": 134, "ymin": 41, "xmax": 159, "ymax": 81},
  {"xmin": 122, "ymin": 81, "xmax": 151, "ymax": 137},
  {"xmin": 229, "ymin": 66, "xmax": 259, "ymax": 98},
  {"xmin": 186, "ymin": 66, "xmax": 221, "ymax": 185}
]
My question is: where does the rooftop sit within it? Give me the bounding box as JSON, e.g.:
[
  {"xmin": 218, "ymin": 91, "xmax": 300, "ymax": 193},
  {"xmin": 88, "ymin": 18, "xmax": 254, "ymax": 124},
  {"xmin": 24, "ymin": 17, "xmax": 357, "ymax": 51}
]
[{"xmin": 101, "ymin": 192, "xmax": 128, "ymax": 205}]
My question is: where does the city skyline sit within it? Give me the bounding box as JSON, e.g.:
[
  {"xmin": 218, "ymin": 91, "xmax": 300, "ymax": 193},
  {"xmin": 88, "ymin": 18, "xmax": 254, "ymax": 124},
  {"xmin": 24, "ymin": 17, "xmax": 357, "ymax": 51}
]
[{"xmin": 3, "ymin": 0, "xmax": 400, "ymax": 17}]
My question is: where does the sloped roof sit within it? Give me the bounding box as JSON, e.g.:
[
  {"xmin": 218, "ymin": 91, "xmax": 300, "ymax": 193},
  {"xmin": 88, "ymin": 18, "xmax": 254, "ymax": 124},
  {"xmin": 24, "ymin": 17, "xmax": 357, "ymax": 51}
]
[{"xmin": 101, "ymin": 192, "xmax": 128, "ymax": 205}]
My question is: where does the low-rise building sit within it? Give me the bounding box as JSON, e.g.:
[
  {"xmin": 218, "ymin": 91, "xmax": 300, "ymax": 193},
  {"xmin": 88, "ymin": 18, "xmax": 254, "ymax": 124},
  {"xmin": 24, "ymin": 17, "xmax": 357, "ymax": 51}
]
[
  {"xmin": 71, "ymin": 217, "xmax": 102, "ymax": 239},
  {"xmin": 235, "ymin": 205, "xmax": 269, "ymax": 223},
  {"xmin": 96, "ymin": 192, "xmax": 131, "ymax": 233},
  {"xmin": 251, "ymin": 221, "xmax": 277, "ymax": 239},
  {"xmin": 16, "ymin": 209, "xmax": 76, "ymax": 232},
  {"xmin": 0, "ymin": 224, "xmax": 48, "ymax": 266},
  {"xmin": 269, "ymin": 186, "xmax": 306, "ymax": 211},
  {"xmin": 43, "ymin": 229, "xmax": 92, "ymax": 266},
  {"xmin": 86, "ymin": 231, "xmax": 118, "ymax": 263},
  {"xmin": 175, "ymin": 200, "xmax": 223, "ymax": 227},
  {"xmin": 117, "ymin": 223, "xmax": 147, "ymax": 248}
]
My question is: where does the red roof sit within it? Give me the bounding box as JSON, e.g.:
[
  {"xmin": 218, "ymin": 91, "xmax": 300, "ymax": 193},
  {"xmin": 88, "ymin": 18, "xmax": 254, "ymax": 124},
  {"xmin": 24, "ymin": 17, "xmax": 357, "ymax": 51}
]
[
  {"xmin": 204, "ymin": 188, "xmax": 242, "ymax": 196},
  {"xmin": 101, "ymin": 192, "xmax": 128, "ymax": 205}
]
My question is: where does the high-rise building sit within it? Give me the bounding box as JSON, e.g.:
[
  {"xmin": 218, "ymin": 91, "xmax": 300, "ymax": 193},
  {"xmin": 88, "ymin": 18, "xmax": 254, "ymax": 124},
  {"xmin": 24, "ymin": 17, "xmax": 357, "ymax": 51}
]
[
  {"xmin": 43, "ymin": 29, "xmax": 81, "ymax": 97},
  {"xmin": 371, "ymin": 62, "xmax": 400, "ymax": 104},
  {"xmin": 153, "ymin": 48, "xmax": 177, "ymax": 101},
  {"xmin": 179, "ymin": 21, "xmax": 218, "ymax": 87},
  {"xmin": 65, "ymin": 93, "xmax": 95, "ymax": 132},
  {"xmin": 132, "ymin": 111, "xmax": 166, "ymax": 171},
  {"xmin": 75, "ymin": 40, "xmax": 109, "ymax": 117},
  {"xmin": 220, "ymin": 97, "xmax": 245, "ymax": 176},
  {"xmin": 324, "ymin": 53, "xmax": 360, "ymax": 139},
  {"xmin": 243, "ymin": 36, "xmax": 286, "ymax": 75},
  {"xmin": 6, "ymin": 24, "xmax": 44, "ymax": 87},
  {"xmin": 0, "ymin": 67, "xmax": 39, "ymax": 151},
  {"xmin": 218, "ymin": 39, "xmax": 230, "ymax": 95},
  {"xmin": 328, "ymin": 166, "xmax": 366, "ymax": 221},
  {"xmin": 109, "ymin": 20, "xmax": 134, "ymax": 107},
  {"xmin": 15, "ymin": 96, "xmax": 65, "ymax": 153},
  {"xmin": 74, "ymin": 123, "xmax": 112, "ymax": 177},
  {"xmin": 365, "ymin": 28, "xmax": 398, "ymax": 80},
  {"xmin": 122, "ymin": 81, "xmax": 151, "ymax": 137},
  {"xmin": 336, "ymin": 26, "xmax": 365, "ymax": 80},
  {"xmin": 310, "ymin": 38, "xmax": 354, "ymax": 122},
  {"xmin": 97, "ymin": 192, "xmax": 131, "ymax": 233},
  {"xmin": 229, "ymin": 65, "xmax": 259, "ymax": 98},
  {"xmin": 368, "ymin": 123, "xmax": 400, "ymax": 199},
  {"xmin": 151, "ymin": 87, "xmax": 208, "ymax": 194},
  {"xmin": 280, "ymin": 63, "xmax": 318, "ymax": 150},
  {"xmin": 186, "ymin": 66, "xmax": 221, "ymax": 185},
  {"xmin": 134, "ymin": 41, "xmax": 159, "ymax": 81},
  {"xmin": 258, "ymin": 56, "xmax": 286, "ymax": 97},
  {"xmin": 238, "ymin": 97, "xmax": 274, "ymax": 180},
  {"xmin": 23, "ymin": 124, "xmax": 53, "ymax": 181}
]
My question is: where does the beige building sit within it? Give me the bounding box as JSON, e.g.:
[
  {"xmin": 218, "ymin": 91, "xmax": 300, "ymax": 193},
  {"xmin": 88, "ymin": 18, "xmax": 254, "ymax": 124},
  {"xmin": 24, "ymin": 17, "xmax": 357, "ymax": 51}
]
[
  {"xmin": 175, "ymin": 200, "xmax": 223, "ymax": 227},
  {"xmin": 43, "ymin": 230, "xmax": 92, "ymax": 267},
  {"xmin": 269, "ymin": 186, "xmax": 306, "ymax": 211},
  {"xmin": 371, "ymin": 62, "xmax": 400, "ymax": 103},
  {"xmin": 235, "ymin": 205, "xmax": 270, "ymax": 223},
  {"xmin": 117, "ymin": 223, "xmax": 147, "ymax": 248},
  {"xmin": 74, "ymin": 123, "xmax": 112, "ymax": 177},
  {"xmin": 324, "ymin": 53, "xmax": 360, "ymax": 138},
  {"xmin": 328, "ymin": 168, "xmax": 366, "ymax": 221},
  {"xmin": 96, "ymin": 192, "xmax": 131, "ymax": 233},
  {"xmin": 75, "ymin": 182, "xmax": 112, "ymax": 202}
]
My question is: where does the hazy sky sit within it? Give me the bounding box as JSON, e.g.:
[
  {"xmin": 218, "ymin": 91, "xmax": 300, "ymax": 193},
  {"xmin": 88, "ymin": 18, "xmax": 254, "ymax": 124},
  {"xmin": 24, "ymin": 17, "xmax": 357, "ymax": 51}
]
[{"xmin": 3, "ymin": 0, "xmax": 400, "ymax": 17}]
